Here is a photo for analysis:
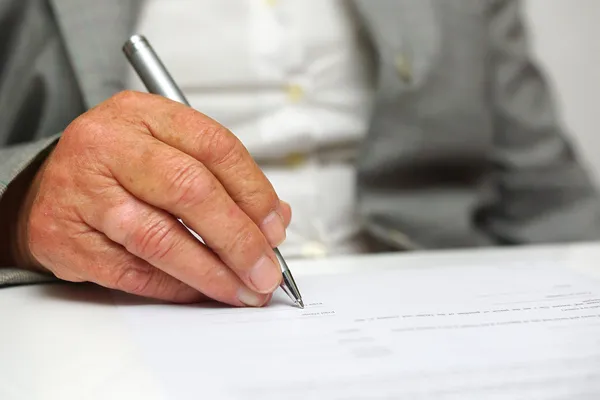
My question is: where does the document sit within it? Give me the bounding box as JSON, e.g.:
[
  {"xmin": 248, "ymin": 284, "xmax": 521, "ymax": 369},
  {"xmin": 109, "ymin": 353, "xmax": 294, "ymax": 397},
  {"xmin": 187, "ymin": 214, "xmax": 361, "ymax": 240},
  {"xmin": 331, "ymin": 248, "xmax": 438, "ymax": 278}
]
[{"xmin": 115, "ymin": 257, "xmax": 600, "ymax": 399}]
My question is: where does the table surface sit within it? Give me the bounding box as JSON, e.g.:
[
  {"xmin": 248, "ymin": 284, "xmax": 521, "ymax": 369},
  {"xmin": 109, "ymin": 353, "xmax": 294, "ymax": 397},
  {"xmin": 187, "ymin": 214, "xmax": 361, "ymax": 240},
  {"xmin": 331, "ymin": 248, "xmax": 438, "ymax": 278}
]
[{"xmin": 2, "ymin": 241, "xmax": 600, "ymax": 400}]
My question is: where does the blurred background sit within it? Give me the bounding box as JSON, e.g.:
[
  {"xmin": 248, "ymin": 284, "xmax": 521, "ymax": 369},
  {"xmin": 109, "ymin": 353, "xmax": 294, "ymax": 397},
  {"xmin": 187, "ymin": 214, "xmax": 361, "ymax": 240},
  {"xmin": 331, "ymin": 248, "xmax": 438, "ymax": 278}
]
[{"xmin": 525, "ymin": 0, "xmax": 600, "ymax": 185}]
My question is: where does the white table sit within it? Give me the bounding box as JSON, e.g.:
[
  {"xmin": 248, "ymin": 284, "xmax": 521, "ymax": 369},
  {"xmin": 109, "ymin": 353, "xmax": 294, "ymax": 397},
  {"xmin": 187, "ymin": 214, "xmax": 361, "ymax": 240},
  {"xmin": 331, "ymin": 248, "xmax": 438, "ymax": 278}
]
[{"xmin": 1, "ymin": 241, "xmax": 599, "ymax": 400}]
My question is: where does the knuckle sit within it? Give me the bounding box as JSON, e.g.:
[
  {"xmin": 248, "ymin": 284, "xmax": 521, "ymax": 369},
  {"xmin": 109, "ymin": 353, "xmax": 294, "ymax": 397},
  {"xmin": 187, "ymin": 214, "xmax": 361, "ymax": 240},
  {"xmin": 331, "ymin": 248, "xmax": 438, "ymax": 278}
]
[
  {"xmin": 168, "ymin": 162, "xmax": 217, "ymax": 210},
  {"xmin": 62, "ymin": 119, "xmax": 116, "ymax": 165},
  {"xmin": 216, "ymin": 224, "xmax": 262, "ymax": 260},
  {"xmin": 111, "ymin": 90, "xmax": 144, "ymax": 107},
  {"xmin": 127, "ymin": 217, "xmax": 179, "ymax": 262},
  {"xmin": 200, "ymin": 125, "xmax": 242, "ymax": 167},
  {"xmin": 63, "ymin": 115, "xmax": 104, "ymax": 146},
  {"xmin": 194, "ymin": 261, "xmax": 227, "ymax": 291},
  {"xmin": 52, "ymin": 268, "xmax": 83, "ymax": 283},
  {"xmin": 237, "ymin": 186, "xmax": 279, "ymax": 217},
  {"xmin": 111, "ymin": 262, "xmax": 155, "ymax": 295}
]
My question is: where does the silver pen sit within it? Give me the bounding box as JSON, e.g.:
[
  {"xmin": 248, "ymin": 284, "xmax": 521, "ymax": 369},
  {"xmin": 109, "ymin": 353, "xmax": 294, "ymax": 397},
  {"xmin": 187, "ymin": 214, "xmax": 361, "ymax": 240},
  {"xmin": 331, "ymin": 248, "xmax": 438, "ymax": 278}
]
[{"xmin": 122, "ymin": 35, "xmax": 304, "ymax": 309}]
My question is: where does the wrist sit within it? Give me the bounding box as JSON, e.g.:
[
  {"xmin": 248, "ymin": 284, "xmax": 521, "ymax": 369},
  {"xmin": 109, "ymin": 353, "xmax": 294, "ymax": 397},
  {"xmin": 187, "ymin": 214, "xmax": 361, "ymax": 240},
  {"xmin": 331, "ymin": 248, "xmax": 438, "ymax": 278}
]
[
  {"xmin": 13, "ymin": 160, "xmax": 46, "ymax": 269},
  {"xmin": 0, "ymin": 153, "xmax": 49, "ymax": 270}
]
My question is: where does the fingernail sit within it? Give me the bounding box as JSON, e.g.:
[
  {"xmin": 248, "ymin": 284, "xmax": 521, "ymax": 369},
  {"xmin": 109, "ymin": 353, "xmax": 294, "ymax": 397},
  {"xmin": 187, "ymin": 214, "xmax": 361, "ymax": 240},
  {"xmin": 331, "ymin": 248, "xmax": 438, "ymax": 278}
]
[
  {"xmin": 250, "ymin": 255, "xmax": 281, "ymax": 293},
  {"xmin": 261, "ymin": 211, "xmax": 286, "ymax": 247},
  {"xmin": 237, "ymin": 287, "xmax": 265, "ymax": 307},
  {"xmin": 280, "ymin": 201, "xmax": 291, "ymax": 222}
]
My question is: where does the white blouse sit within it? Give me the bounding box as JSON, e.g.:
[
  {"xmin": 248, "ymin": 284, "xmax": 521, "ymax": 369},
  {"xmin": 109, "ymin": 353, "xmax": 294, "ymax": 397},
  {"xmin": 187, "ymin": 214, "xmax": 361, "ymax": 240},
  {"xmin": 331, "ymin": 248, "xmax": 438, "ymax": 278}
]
[{"xmin": 126, "ymin": 0, "xmax": 376, "ymax": 259}]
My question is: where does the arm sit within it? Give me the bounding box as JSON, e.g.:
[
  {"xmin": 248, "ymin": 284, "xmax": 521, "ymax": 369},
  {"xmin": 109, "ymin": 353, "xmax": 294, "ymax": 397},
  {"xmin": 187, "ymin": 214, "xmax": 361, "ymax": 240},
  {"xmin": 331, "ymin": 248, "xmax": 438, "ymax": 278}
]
[
  {"xmin": 0, "ymin": 0, "xmax": 84, "ymax": 286},
  {"xmin": 0, "ymin": 137, "xmax": 62, "ymax": 286},
  {"xmin": 475, "ymin": 0, "xmax": 600, "ymax": 243}
]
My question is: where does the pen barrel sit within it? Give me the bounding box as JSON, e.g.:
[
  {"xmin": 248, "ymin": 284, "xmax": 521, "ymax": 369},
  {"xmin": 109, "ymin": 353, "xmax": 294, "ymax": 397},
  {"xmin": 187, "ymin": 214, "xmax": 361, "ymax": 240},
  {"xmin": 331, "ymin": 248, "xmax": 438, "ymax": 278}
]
[
  {"xmin": 122, "ymin": 35, "xmax": 304, "ymax": 308},
  {"xmin": 122, "ymin": 35, "xmax": 189, "ymax": 106}
]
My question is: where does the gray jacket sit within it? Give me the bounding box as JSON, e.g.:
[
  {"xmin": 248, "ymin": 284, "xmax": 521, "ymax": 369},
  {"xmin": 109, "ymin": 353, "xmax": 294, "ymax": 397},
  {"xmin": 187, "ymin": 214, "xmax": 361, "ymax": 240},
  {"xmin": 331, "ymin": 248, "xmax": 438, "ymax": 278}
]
[{"xmin": 2, "ymin": 0, "xmax": 600, "ymax": 287}]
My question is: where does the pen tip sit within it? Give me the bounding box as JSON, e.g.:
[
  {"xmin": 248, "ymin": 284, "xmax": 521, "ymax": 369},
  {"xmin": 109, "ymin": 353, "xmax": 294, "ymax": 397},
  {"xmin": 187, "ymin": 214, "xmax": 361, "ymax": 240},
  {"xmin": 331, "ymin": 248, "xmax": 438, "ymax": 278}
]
[{"xmin": 297, "ymin": 299, "xmax": 305, "ymax": 309}]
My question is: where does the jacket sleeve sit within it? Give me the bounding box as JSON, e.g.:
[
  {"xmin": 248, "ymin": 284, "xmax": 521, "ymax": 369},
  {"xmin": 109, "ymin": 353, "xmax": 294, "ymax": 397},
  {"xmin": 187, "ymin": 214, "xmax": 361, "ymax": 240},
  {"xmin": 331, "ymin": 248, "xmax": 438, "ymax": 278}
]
[
  {"xmin": 0, "ymin": 136, "xmax": 62, "ymax": 287},
  {"xmin": 475, "ymin": 0, "xmax": 600, "ymax": 244},
  {"xmin": 0, "ymin": 0, "xmax": 85, "ymax": 287}
]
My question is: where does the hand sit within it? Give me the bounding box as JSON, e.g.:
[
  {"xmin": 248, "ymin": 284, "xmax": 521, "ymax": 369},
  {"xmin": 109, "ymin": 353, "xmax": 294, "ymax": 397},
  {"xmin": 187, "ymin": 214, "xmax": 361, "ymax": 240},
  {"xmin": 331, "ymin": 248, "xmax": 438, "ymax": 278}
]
[{"xmin": 14, "ymin": 91, "xmax": 291, "ymax": 306}]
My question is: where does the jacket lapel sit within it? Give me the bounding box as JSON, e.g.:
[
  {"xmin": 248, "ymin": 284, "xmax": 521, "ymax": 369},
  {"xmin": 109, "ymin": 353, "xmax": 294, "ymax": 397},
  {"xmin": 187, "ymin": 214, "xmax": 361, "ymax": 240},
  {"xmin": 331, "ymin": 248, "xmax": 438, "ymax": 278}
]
[
  {"xmin": 49, "ymin": 0, "xmax": 141, "ymax": 106},
  {"xmin": 50, "ymin": 0, "xmax": 441, "ymax": 105},
  {"xmin": 352, "ymin": 0, "xmax": 440, "ymax": 89}
]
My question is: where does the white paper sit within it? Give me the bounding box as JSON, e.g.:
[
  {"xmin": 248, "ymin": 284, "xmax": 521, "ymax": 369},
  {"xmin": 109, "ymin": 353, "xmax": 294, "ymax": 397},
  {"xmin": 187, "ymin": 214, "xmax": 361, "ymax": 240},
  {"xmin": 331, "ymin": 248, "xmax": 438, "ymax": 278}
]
[{"xmin": 115, "ymin": 259, "xmax": 600, "ymax": 399}]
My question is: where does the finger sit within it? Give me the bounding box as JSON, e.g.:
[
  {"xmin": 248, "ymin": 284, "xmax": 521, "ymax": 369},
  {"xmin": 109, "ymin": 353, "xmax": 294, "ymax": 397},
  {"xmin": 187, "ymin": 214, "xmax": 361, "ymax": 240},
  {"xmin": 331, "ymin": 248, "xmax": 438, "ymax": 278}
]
[
  {"xmin": 150, "ymin": 111, "xmax": 287, "ymax": 246},
  {"xmin": 106, "ymin": 92, "xmax": 287, "ymax": 247},
  {"xmin": 280, "ymin": 200, "xmax": 292, "ymax": 227},
  {"xmin": 82, "ymin": 185, "xmax": 271, "ymax": 307},
  {"xmin": 43, "ymin": 227, "xmax": 206, "ymax": 304},
  {"xmin": 102, "ymin": 135, "xmax": 283, "ymax": 295}
]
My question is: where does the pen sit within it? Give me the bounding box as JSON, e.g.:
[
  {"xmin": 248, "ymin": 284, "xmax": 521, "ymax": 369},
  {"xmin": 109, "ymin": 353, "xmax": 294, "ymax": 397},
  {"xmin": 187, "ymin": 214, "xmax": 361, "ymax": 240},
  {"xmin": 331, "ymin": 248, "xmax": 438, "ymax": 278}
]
[{"xmin": 122, "ymin": 34, "xmax": 304, "ymax": 309}]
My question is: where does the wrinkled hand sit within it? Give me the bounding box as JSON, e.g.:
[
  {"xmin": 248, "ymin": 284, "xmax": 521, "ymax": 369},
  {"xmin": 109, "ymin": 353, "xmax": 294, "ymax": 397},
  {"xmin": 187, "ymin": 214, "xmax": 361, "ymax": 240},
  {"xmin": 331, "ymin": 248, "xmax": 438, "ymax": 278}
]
[{"xmin": 15, "ymin": 91, "xmax": 291, "ymax": 306}]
